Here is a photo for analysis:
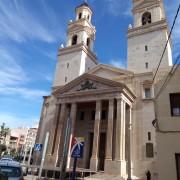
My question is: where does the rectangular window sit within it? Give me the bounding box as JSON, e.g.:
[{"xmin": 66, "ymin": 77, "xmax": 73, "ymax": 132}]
[
  {"xmin": 67, "ymin": 63, "xmax": 69, "ymax": 68},
  {"xmin": 144, "ymin": 88, "xmax": 151, "ymax": 99},
  {"xmin": 170, "ymin": 93, "xmax": 180, "ymax": 116},
  {"xmin": 80, "ymin": 111, "xmax": 84, "ymax": 121},
  {"xmin": 148, "ymin": 132, "xmax": 151, "ymax": 141},
  {"xmin": 176, "ymin": 154, "xmax": 180, "ymax": 180},
  {"xmin": 65, "ymin": 77, "xmax": 67, "ymax": 82},
  {"xmin": 145, "ymin": 62, "xmax": 149, "ymax": 69},
  {"xmin": 145, "ymin": 45, "xmax": 148, "ymax": 51},
  {"xmin": 146, "ymin": 143, "xmax": 154, "ymax": 158}
]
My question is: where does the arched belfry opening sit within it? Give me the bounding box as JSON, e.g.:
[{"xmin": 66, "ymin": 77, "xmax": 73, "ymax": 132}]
[
  {"xmin": 79, "ymin": 12, "xmax": 82, "ymax": 19},
  {"xmin": 72, "ymin": 35, "xmax": 78, "ymax": 45},
  {"xmin": 142, "ymin": 12, "xmax": 152, "ymax": 25},
  {"xmin": 86, "ymin": 38, "xmax": 90, "ymax": 48},
  {"xmin": 87, "ymin": 14, "xmax": 90, "ymax": 20}
]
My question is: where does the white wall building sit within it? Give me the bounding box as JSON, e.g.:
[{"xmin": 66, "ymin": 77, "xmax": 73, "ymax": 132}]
[
  {"xmin": 35, "ymin": 1, "xmax": 174, "ymax": 179},
  {"xmin": 156, "ymin": 66, "xmax": 180, "ymax": 180}
]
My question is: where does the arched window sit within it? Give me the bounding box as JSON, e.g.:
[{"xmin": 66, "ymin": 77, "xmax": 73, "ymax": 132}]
[
  {"xmin": 86, "ymin": 38, "xmax": 90, "ymax": 48},
  {"xmin": 87, "ymin": 15, "xmax": 90, "ymax": 20},
  {"xmin": 72, "ymin": 35, "xmax": 78, "ymax": 45},
  {"xmin": 79, "ymin": 13, "xmax": 82, "ymax": 19},
  {"xmin": 142, "ymin": 12, "xmax": 151, "ymax": 25}
]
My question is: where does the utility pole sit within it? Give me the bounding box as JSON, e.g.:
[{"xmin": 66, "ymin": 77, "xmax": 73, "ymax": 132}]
[{"xmin": 38, "ymin": 132, "xmax": 49, "ymax": 179}]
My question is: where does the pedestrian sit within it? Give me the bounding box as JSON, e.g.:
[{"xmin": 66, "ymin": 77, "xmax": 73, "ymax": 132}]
[{"xmin": 146, "ymin": 170, "xmax": 151, "ymax": 180}]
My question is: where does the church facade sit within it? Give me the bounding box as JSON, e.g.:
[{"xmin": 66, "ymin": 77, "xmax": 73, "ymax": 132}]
[{"xmin": 35, "ymin": 0, "xmax": 172, "ymax": 179}]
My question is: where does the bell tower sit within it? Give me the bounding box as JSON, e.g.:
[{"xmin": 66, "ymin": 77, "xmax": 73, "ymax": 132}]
[
  {"xmin": 53, "ymin": 2, "xmax": 97, "ymax": 88},
  {"xmin": 127, "ymin": 0, "xmax": 172, "ymax": 73}
]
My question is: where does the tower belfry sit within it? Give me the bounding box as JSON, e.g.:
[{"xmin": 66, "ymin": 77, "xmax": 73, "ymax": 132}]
[
  {"xmin": 127, "ymin": 0, "xmax": 172, "ymax": 73},
  {"xmin": 53, "ymin": 2, "xmax": 97, "ymax": 88}
]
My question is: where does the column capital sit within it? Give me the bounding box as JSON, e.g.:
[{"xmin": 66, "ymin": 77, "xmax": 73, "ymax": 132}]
[
  {"xmin": 96, "ymin": 99, "xmax": 101, "ymax": 104},
  {"xmin": 116, "ymin": 97, "xmax": 126, "ymax": 103},
  {"xmin": 108, "ymin": 98, "xmax": 114, "ymax": 104},
  {"xmin": 71, "ymin": 102, "xmax": 77, "ymax": 105}
]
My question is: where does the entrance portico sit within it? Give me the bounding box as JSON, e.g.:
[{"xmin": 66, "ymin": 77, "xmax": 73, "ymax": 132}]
[{"xmin": 47, "ymin": 73, "xmax": 135, "ymax": 176}]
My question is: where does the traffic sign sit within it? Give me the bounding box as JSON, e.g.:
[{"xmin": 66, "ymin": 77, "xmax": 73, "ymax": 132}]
[
  {"xmin": 34, "ymin": 143, "xmax": 43, "ymax": 151},
  {"xmin": 71, "ymin": 137, "xmax": 84, "ymax": 158}
]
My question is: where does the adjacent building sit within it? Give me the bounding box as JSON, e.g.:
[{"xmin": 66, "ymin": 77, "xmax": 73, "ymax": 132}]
[
  {"xmin": 6, "ymin": 127, "xmax": 28, "ymax": 152},
  {"xmin": 24, "ymin": 127, "xmax": 38, "ymax": 150},
  {"xmin": 35, "ymin": 0, "xmax": 174, "ymax": 179},
  {"xmin": 156, "ymin": 66, "xmax": 180, "ymax": 180}
]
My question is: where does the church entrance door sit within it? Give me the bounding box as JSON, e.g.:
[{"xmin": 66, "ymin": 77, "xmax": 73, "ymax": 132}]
[
  {"xmin": 98, "ymin": 133, "xmax": 106, "ymax": 171},
  {"xmin": 87, "ymin": 132, "xmax": 94, "ymax": 169}
]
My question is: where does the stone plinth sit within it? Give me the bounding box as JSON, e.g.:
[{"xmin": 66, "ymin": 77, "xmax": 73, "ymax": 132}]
[{"xmin": 105, "ymin": 159, "xmax": 126, "ymax": 176}]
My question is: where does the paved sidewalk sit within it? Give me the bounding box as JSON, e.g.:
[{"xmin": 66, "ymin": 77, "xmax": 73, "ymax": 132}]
[{"xmin": 24, "ymin": 175, "xmax": 38, "ymax": 180}]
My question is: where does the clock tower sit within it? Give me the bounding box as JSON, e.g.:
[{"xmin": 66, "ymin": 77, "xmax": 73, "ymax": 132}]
[{"xmin": 53, "ymin": 2, "xmax": 97, "ymax": 88}]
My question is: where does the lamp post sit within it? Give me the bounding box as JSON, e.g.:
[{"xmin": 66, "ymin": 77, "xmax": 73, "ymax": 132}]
[{"xmin": 127, "ymin": 107, "xmax": 132, "ymax": 180}]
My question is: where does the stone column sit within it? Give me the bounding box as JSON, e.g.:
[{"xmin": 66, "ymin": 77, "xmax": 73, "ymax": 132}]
[
  {"xmin": 47, "ymin": 103, "xmax": 61, "ymax": 155},
  {"xmin": 114, "ymin": 98, "xmax": 126, "ymax": 175},
  {"xmin": 90, "ymin": 100, "xmax": 102, "ymax": 171},
  {"xmin": 67, "ymin": 103, "xmax": 77, "ymax": 169},
  {"xmin": 54, "ymin": 103, "xmax": 66, "ymax": 166},
  {"xmin": 105, "ymin": 99, "xmax": 114, "ymax": 173},
  {"xmin": 56, "ymin": 104, "xmax": 67, "ymax": 166}
]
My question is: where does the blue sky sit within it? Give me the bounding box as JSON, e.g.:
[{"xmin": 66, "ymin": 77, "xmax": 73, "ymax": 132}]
[{"xmin": 0, "ymin": 0, "xmax": 179, "ymax": 128}]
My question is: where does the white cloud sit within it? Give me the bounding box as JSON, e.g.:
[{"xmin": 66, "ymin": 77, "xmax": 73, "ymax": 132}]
[
  {"xmin": 0, "ymin": 46, "xmax": 28, "ymax": 86},
  {"xmin": 105, "ymin": 0, "xmax": 131, "ymax": 17},
  {"xmin": 0, "ymin": 0, "xmax": 65, "ymax": 43},
  {"xmin": 109, "ymin": 59, "xmax": 126, "ymax": 68},
  {"xmin": 0, "ymin": 86, "xmax": 49, "ymax": 99},
  {"xmin": 0, "ymin": 45, "xmax": 49, "ymax": 99},
  {"xmin": 0, "ymin": 113, "xmax": 39, "ymax": 128}
]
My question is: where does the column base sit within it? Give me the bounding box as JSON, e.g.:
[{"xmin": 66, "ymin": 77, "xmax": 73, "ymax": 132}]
[
  {"xmin": 104, "ymin": 159, "xmax": 126, "ymax": 176},
  {"xmin": 90, "ymin": 157, "xmax": 99, "ymax": 171}
]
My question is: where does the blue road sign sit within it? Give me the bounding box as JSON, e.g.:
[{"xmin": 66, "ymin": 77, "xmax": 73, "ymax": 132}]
[
  {"xmin": 71, "ymin": 137, "xmax": 84, "ymax": 158},
  {"xmin": 34, "ymin": 143, "xmax": 43, "ymax": 151}
]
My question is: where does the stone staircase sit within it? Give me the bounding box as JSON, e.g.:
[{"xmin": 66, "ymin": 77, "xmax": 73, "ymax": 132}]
[
  {"xmin": 84, "ymin": 172, "xmax": 125, "ymax": 180},
  {"xmin": 84, "ymin": 172, "xmax": 144, "ymax": 180}
]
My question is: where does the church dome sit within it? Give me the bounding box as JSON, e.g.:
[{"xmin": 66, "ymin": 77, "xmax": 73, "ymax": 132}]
[{"xmin": 76, "ymin": 2, "xmax": 92, "ymax": 11}]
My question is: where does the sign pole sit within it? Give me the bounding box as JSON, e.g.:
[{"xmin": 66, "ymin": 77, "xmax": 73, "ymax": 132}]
[
  {"xmin": 38, "ymin": 132, "xmax": 49, "ymax": 179},
  {"xmin": 71, "ymin": 157, "xmax": 77, "ymax": 180}
]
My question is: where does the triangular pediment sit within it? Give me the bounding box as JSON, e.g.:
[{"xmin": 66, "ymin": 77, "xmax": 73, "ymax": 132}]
[
  {"xmin": 88, "ymin": 64, "xmax": 133, "ymax": 79},
  {"xmin": 134, "ymin": 0, "xmax": 160, "ymax": 10},
  {"xmin": 53, "ymin": 73, "xmax": 129, "ymax": 96}
]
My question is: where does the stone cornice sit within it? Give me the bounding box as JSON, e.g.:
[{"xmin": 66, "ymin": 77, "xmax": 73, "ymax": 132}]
[
  {"xmin": 67, "ymin": 25, "xmax": 95, "ymax": 40},
  {"xmin": 58, "ymin": 43, "xmax": 98, "ymax": 64},
  {"xmin": 56, "ymin": 88, "xmax": 135, "ymax": 106},
  {"xmin": 88, "ymin": 63, "xmax": 134, "ymax": 75},
  {"xmin": 127, "ymin": 19, "xmax": 167, "ymax": 38},
  {"xmin": 53, "ymin": 73, "xmax": 136, "ymax": 102},
  {"xmin": 68, "ymin": 19, "xmax": 96, "ymax": 34},
  {"xmin": 75, "ymin": 6, "xmax": 93, "ymax": 15},
  {"xmin": 133, "ymin": 1, "xmax": 160, "ymax": 14},
  {"xmin": 134, "ymin": 71, "xmax": 153, "ymax": 77}
]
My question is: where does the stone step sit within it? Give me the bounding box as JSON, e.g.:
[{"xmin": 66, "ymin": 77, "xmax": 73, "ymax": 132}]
[
  {"xmin": 84, "ymin": 173, "xmax": 124, "ymax": 180},
  {"xmin": 84, "ymin": 173, "xmax": 144, "ymax": 180}
]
